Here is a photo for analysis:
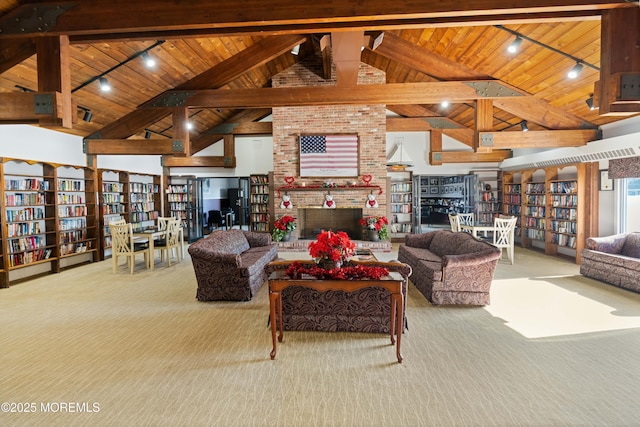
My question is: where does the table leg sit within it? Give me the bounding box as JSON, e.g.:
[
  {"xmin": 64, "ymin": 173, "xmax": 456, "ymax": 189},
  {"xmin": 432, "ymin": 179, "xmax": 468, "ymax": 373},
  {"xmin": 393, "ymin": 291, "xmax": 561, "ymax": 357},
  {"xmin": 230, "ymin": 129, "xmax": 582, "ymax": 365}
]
[
  {"xmin": 394, "ymin": 293, "xmax": 404, "ymax": 363},
  {"xmin": 148, "ymin": 238, "xmax": 155, "ymax": 271},
  {"xmin": 277, "ymin": 292, "xmax": 284, "ymax": 343},
  {"xmin": 269, "ymin": 291, "xmax": 279, "ymax": 359},
  {"xmin": 390, "ymin": 295, "xmax": 397, "ymax": 345}
]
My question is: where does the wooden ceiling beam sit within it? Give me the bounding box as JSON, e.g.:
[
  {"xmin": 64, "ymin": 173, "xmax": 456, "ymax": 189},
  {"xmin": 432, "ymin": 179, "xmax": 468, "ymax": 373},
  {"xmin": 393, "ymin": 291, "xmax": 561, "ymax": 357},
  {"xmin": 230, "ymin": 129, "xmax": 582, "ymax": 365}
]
[
  {"xmin": 0, "ymin": 1, "xmax": 629, "ymax": 39},
  {"xmin": 162, "ymin": 156, "xmax": 236, "ymax": 168},
  {"xmin": 331, "ymin": 31, "xmax": 365, "ymax": 86},
  {"xmin": 0, "ymin": 92, "xmax": 67, "ymax": 123},
  {"xmin": 0, "ymin": 37, "xmax": 36, "ymax": 74},
  {"xmin": 479, "ymin": 130, "xmax": 598, "ymax": 149},
  {"xmin": 36, "ymin": 36, "xmax": 72, "ymax": 129},
  {"xmin": 90, "ymin": 34, "xmax": 304, "ymax": 140},
  {"xmin": 597, "ymin": 8, "xmax": 640, "ymax": 115},
  {"xmin": 474, "ymin": 99, "xmax": 493, "ymax": 152},
  {"xmin": 386, "ymin": 108, "xmax": 474, "ymax": 147},
  {"xmin": 190, "ymin": 109, "xmax": 272, "ymax": 154},
  {"xmin": 145, "ymin": 81, "xmax": 527, "ymax": 109},
  {"xmin": 369, "ymin": 31, "xmax": 595, "ymax": 130},
  {"xmin": 430, "ymin": 150, "xmax": 511, "ymax": 164},
  {"xmin": 83, "ymin": 139, "xmax": 182, "ymax": 155}
]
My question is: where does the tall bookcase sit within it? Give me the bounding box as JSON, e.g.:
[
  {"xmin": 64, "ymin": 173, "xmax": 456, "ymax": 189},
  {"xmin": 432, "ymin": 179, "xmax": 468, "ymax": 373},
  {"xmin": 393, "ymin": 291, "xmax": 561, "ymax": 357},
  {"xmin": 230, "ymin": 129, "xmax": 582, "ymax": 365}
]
[
  {"xmin": 502, "ymin": 175, "xmax": 522, "ymax": 239},
  {"xmin": 475, "ymin": 170, "xmax": 503, "ymax": 226},
  {"xmin": 97, "ymin": 169, "xmax": 128, "ymax": 260},
  {"xmin": 503, "ymin": 163, "xmax": 595, "ymax": 264},
  {"xmin": 388, "ymin": 171, "xmax": 413, "ymax": 239},
  {"xmin": 250, "ymin": 173, "xmax": 270, "ymax": 233},
  {"xmin": 166, "ymin": 177, "xmax": 189, "ymax": 228},
  {"xmin": 129, "ymin": 173, "xmax": 160, "ymax": 231},
  {"xmin": 0, "ymin": 158, "xmax": 97, "ymax": 287},
  {"xmin": 56, "ymin": 165, "xmax": 98, "ymax": 263}
]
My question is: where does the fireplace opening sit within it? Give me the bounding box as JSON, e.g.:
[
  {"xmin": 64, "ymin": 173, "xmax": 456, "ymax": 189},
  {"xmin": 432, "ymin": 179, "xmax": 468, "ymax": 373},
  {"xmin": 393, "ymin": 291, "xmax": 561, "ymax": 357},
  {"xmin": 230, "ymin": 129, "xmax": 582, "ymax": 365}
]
[{"xmin": 298, "ymin": 208, "xmax": 363, "ymax": 240}]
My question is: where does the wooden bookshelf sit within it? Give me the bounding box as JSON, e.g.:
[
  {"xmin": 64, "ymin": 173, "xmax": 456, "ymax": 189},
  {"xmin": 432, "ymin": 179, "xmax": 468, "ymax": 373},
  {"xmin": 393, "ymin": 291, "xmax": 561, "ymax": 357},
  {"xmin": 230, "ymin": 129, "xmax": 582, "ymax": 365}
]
[
  {"xmin": 97, "ymin": 169, "xmax": 129, "ymax": 260},
  {"xmin": 250, "ymin": 174, "xmax": 270, "ymax": 233},
  {"xmin": 388, "ymin": 171, "xmax": 413, "ymax": 239},
  {"xmin": 129, "ymin": 173, "xmax": 160, "ymax": 231}
]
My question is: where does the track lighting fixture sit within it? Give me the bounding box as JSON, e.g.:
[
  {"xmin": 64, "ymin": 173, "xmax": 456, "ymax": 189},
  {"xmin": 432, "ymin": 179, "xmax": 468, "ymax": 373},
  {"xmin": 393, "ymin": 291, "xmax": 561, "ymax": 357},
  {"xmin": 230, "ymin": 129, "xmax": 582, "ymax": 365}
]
[
  {"xmin": 290, "ymin": 45, "xmax": 300, "ymax": 55},
  {"xmin": 141, "ymin": 52, "xmax": 156, "ymax": 68},
  {"xmin": 82, "ymin": 110, "xmax": 93, "ymax": 122},
  {"xmin": 99, "ymin": 77, "xmax": 111, "ymax": 92},
  {"xmin": 145, "ymin": 130, "xmax": 152, "ymax": 139},
  {"xmin": 507, "ymin": 36, "xmax": 523, "ymax": 54},
  {"xmin": 567, "ymin": 62, "xmax": 583, "ymax": 79},
  {"xmin": 585, "ymin": 94, "xmax": 597, "ymax": 110},
  {"xmin": 441, "ymin": 101, "xmax": 450, "ymax": 108},
  {"xmin": 186, "ymin": 122, "xmax": 194, "ymax": 131},
  {"xmin": 520, "ymin": 121, "xmax": 529, "ymax": 132}
]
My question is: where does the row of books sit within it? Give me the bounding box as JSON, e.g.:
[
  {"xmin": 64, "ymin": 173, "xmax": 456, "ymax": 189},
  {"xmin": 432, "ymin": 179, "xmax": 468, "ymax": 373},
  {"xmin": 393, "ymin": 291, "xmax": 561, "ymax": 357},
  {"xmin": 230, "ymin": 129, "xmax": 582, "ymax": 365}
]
[
  {"xmin": 58, "ymin": 179, "xmax": 85, "ymax": 192},
  {"xmin": 550, "ymin": 207, "xmax": 577, "ymax": 220},
  {"xmin": 103, "ymin": 204, "xmax": 127, "ymax": 215},
  {"xmin": 549, "ymin": 181, "xmax": 577, "ymax": 194},
  {"xmin": 8, "ymin": 236, "xmax": 47, "ymax": 253},
  {"xmin": 167, "ymin": 184, "xmax": 188, "ymax": 193},
  {"xmin": 59, "ymin": 205, "xmax": 87, "ymax": 218},
  {"xmin": 57, "ymin": 194, "xmax": 85, "ymax": 204},
  {"xmin": 525, "ymin": 206, "xmax": 545, "ymax": 217},
  {"xmin": 168, "ymin": 202, "xmax": 187, "ymax": 211},
  {"xmin": 525, "ymin": 229, "xmax": 545, "ymax": 241},
  {"xmin": 8, "ymin": 248, "xmax": 52, "ymax": 267},
  {"xmin": 250, "ymin": 175, "xmax": 268, "ymax": 184},
  {"xmin": 5, "ymin": 193, "xmax": 47, "ymax": 206},
  {"xmin": 504, "ymin": 184, "xmax": 522, "ymax": 194},
  {"xmin": 59, "ymin": 230, "xmax": 87, "ymax": 244},
  {"xmin": 251, "ymin": 185, "xmax": 269, "ymax": 194},
  {"xmin": 7, "ymin": 222, "xmax": 41, "ymax": 238},
  {"xmin": 167, "ymin": 194, "xmax": 188, "ymax": 202},
  {"xmin": 6, "ymin": 207, "xmax": 45, "ymax": 222},
  {"xmin": 130, "ymin": 183, "xmax": 159, "ymax": 193},
  {"xmin": 551, "ymin": 233, "xmax": 577, "ymax": 248},
  {"xmin": 5, "ymin": 178, "xmax": 50, "ymax": 191},
  {"xmin": 251, "ymin": 213, "xmax": 269, "ymax": 223},
  {"xmin": 59, "ymin": 242, "xmax": 92, "ymax": 256},
  {"xmin": 390, "ymin": 193, "xmax": 412, "ymax": 203},
  {"xmin": 390, "ymin": 223, "xmax": 413, "ymax": 233},
  {"xmin": 131, "ymin": 212, "xmax": 158, "ymax": 223},
  {"xmin": 390, "ymin": 183, "xmax": 412, "ymax": 193},
  {"xmin": 59, "ymin": 218, "xmax": 87, "ymax": 230},
  {"xmin": 504, "ymin": 195, "xmax": 521, "ymax": 204},
  {"xmin": 525, "ymin": 183, "xmax": 545, "ymax": 193},
  {"xmin": 526, "ymin": 195, "xmax": 546, "ymax": 206},
  {"xmin": 251, "ymin": 205, "xmax": 268, "ymax": 213},
  {"xmin": 550, "ymin": 195, "xmax": 578, "ymax": 207},
  {"xmin": 102, "ymin": 193, "xmax": 125, "ymax": 204},
  {"xmin": 251, "ymin": 223, "xmax": 269, "ymax": 232},
  {"xmin": 525, "ymin": 217, "xmax": 545, "ymax": 229},
  {"xmin": 390, "ymin": 204, "xmax": 412, "ymax": 213},
  {"xmin": 130, "ymin": 202, "xmax": 156, "ymax": 212},
  {"xmin": 102, "ymin": 182, "xmax": 124, "ymax": 192},
  {"xmin": 549, "ymin": 220, "xmax": 577, "ymax": 234},
  {"xmin": 131, "ymin": 193, "xmax": 155, "ymax": 202}
]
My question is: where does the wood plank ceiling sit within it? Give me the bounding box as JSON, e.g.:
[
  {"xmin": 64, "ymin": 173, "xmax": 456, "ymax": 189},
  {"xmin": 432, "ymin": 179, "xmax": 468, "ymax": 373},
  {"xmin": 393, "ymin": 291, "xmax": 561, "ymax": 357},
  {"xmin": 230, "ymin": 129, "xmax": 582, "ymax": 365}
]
[{"xmin": 0, "ymin": 0, "xmax": 638, "ymax": 160}]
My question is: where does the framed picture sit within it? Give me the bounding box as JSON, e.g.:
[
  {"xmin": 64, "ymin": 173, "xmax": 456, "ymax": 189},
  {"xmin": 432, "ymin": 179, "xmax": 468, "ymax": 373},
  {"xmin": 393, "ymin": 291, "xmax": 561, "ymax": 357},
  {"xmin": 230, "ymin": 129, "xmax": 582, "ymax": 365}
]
[
  {"xmin": 299, "ymin": 134, "xmax": 359, "ymax": 177},
  {"xmin": 599, "ymin": 169, "xmax": 614, "ymax": 191},
  {"xmin": 429, "ymin": 177, "xmax": 439, "ymax": 186},
  {"xmin": 430, "ymin": 187, "xmax": 439, "ymax": 194}
]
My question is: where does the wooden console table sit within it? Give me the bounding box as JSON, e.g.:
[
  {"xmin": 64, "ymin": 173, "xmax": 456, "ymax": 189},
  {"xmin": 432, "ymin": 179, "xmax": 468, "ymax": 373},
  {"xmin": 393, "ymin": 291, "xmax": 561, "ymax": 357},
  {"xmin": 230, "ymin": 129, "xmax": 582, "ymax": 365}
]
[{"xmin": 267, "ymin": 269, "xmax": 406, "ymax": 363}]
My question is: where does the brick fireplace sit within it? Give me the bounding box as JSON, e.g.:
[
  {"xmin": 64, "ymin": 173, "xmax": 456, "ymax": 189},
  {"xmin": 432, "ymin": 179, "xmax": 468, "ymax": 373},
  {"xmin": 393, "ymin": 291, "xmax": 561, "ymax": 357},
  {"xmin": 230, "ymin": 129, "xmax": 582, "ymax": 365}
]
[{"xmin": 271, "ymin": 54, "xmax": 388, "ymax": 240}]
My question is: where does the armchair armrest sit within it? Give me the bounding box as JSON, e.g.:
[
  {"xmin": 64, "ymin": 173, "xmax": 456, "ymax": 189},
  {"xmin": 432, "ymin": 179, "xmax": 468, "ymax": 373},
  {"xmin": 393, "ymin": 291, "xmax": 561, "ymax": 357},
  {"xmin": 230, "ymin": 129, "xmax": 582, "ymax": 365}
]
[
  {"xmin": 244, "ymin": 231, "xmax": 273, "ymax": 247},
  {"xmin": 405, "ymin": 232, "xmax": 436, "ymax": 249},
  {"xmin": 188, "ymin": 246, "xmax": 241, "ymax": 266},
  {"xmin": 442, "ymin": 250, "xmax": 501, "ymax": 268},
  {"xmin": 586, "ymin": 233, "xmax": 628, "ymax": 254}
]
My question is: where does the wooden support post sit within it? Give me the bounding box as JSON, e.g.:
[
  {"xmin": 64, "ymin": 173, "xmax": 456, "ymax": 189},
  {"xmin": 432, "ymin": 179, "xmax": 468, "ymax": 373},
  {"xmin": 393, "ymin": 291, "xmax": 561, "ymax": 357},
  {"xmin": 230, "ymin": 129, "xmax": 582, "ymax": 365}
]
[{"xmin": 36, "ymin": 36, "xmax": 72, "ymax": 128}]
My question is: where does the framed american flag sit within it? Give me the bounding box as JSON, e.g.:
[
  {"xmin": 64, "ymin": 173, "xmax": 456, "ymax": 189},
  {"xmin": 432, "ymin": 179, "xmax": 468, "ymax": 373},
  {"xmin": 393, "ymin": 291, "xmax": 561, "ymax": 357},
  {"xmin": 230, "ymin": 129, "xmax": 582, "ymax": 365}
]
[{"xmin": 299, "ymin": 134, "xmax": 359, "ymax": 177}]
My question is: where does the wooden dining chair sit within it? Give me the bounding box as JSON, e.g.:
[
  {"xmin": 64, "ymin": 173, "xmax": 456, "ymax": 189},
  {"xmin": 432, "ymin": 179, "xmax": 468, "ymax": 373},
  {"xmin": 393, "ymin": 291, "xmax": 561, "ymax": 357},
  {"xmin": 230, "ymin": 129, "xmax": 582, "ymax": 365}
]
[
  {"xmin": 111, "ymin": 223, "xmax": 150, "ymax": 274},
  {"xmin": 155, "ymin": 217, "xmax": 181, "ymax": 267},
  {"xmin": 493, "ymin": 216, "xmax": 518, "ymax": 264},
  {"xmin": 448, "ymin": 213, "xmax": 461, "ymax": 232},
  {"xmin": 457, "ymin": 213, "xmax": 475, "ymax": 232}
]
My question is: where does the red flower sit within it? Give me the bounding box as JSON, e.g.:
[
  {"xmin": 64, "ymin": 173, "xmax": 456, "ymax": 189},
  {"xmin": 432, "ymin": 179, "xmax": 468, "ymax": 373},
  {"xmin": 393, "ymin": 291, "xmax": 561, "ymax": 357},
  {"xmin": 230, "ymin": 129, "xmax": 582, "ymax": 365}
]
[{"xmin": 308, "ymin": 230, "xmax": 356, "ymax": 263}]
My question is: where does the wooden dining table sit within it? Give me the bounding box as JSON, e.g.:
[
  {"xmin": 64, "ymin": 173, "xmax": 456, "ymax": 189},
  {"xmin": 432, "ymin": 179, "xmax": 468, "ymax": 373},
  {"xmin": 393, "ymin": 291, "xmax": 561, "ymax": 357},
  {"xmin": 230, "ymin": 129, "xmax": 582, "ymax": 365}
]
[{"xmin": 132, "ymin": 225, "xmax": 184, "ymax": 271}]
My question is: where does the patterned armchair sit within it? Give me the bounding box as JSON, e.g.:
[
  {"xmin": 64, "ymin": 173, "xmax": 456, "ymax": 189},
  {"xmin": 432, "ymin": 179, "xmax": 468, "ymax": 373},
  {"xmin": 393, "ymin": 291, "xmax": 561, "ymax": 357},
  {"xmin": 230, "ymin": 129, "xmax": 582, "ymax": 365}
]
[
  {"xmin": 398, "ymin": 230, "xmax": 501, "ymax": 305},
  {"xmin": 188, "ymin": 229, "xmax": 278, "ymax": 301},
  {"xmin": 580, "ymin": 232, "xmax": 640, "ymax": 293}
]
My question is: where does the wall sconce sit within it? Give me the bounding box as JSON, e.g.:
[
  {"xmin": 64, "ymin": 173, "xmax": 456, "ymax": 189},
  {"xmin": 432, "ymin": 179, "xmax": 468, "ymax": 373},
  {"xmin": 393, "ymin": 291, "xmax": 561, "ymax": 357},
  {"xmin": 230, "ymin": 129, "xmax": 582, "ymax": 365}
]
[
  {"xmin": 567, "ymin": 62, "xmax": 583, "ymax": 79},
  {"xmin": 99, "ymin": 77, "xmax": 111, "ymax": 92},
  {"xmin": 520, "ymin": 120, "xmax": 529, "ymax": 132},
  {"xmin": 507, "ymin": 36, "xmax": 523, "ymax": 54}
]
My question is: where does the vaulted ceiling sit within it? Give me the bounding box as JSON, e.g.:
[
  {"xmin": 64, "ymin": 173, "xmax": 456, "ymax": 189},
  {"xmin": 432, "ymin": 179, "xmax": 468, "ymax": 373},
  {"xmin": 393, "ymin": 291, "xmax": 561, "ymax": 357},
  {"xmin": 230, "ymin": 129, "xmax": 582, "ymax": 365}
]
[{"xmin": 0, "ymin": 1, "xmax": 638, "ymax": 163}]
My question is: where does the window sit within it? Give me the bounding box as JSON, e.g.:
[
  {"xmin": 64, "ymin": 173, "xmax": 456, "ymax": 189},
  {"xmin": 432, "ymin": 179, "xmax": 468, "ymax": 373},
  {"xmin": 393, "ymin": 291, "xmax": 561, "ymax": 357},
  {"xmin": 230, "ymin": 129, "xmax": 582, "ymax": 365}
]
[{"xmin": 622, "ymin": 178, "xmax": 640, "ymax": 233}]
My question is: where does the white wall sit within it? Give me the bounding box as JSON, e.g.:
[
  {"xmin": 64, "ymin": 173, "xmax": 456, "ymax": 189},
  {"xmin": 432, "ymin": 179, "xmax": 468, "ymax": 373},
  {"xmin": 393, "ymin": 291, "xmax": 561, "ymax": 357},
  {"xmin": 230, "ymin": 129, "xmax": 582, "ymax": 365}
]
[{"xmin": 0, "ymin": 125, "xmax": 86, "ymax": 166}]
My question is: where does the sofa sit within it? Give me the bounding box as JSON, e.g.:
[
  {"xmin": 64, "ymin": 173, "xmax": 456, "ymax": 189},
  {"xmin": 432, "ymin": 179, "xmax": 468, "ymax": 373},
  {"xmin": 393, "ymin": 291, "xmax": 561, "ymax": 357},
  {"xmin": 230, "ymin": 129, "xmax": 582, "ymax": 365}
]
[
  {"xmin": 265, "ymin": 260, "xmax": 412, "ymax": 334},
  {"xmin": 397, "ymin": 230, "xmax": 501, "ymax": 306},
  {"xmin": 580, "ymin": 232, "xmax": 640, "ymax": 293},
  {"xmin": 188, "ymin": 229, "xmax": 278, "ymax": 301}
]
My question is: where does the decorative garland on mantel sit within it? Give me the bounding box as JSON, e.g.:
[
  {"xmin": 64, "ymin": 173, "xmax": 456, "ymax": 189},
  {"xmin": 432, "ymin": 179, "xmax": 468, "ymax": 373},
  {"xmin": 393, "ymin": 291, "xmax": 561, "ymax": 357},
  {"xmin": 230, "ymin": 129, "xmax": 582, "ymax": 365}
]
[{"xmin": 276, "ymin": 175, "xmax": 383, "ymax": 198}]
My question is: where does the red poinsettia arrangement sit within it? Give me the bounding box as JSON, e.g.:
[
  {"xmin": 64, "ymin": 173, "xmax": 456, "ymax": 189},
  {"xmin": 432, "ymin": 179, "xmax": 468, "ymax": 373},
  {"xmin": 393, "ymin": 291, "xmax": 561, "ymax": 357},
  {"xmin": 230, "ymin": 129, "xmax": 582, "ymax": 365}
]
[
  {"xmin": 272, "ymin": 215, "xmax": 296, "ymax": 242},
  {"xmin": 308, "ymin": 230, "xmax": 356, "ymax": 263},
  {"xmin": 359, "ymin": 215, "xmax": 389, "ymax": 240},
  {"xmin": 285, "ymin": 261, "xmax": 389, "ymax": 280}
]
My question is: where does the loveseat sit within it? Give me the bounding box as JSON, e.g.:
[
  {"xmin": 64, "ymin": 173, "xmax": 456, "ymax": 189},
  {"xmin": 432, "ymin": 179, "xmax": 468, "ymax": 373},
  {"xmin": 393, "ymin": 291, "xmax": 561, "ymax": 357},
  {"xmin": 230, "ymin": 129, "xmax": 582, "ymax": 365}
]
[
  {"xmin": 188, "ymin": 229, "xmax": 278, "ymax": 301},
  {"xmin": 580, "ymin": 232, "xmax": 640, "ymax": 293},
  {"xmin": 265, "ymin": 260, "xmax": 412, "ymax": 334},
  {"xmin": 397, "ymin": 230, "xmax": 501, "ymax": 305}
]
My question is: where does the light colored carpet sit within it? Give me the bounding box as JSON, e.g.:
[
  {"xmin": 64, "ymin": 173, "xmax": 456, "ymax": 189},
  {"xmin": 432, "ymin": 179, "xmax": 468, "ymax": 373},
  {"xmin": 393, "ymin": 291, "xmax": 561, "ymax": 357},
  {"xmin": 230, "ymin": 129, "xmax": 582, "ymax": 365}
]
[{"xmin": 1, "ymin": 246, "xmax": 640, "ymax": 427}]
